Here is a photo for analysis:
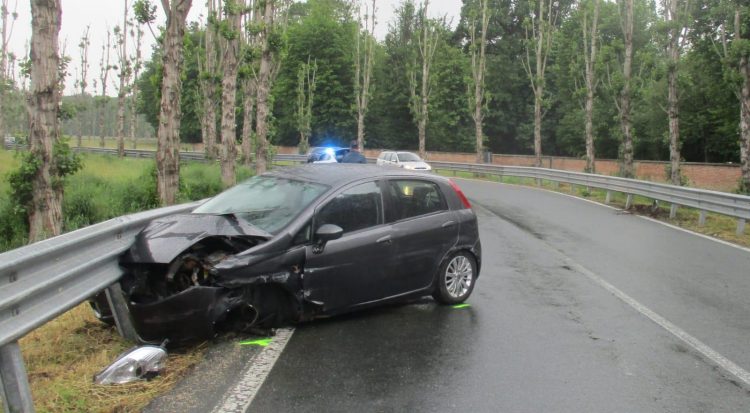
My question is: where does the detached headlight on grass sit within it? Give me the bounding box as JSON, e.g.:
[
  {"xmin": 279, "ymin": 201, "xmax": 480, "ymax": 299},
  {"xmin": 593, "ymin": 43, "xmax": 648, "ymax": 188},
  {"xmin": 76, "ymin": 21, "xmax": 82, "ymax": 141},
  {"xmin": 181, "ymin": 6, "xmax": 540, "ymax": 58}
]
[{"xmin": 94, "ymin": 341, "xmax": 168, "ymax": 385}]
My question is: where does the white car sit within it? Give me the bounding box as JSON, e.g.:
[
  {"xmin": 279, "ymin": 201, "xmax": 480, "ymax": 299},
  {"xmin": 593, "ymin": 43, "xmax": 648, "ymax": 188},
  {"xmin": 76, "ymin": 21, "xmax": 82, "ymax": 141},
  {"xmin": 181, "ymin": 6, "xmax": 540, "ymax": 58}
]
[{"xmin": 376, "ymin": 151, "xmax": 432, "ymax": 171}]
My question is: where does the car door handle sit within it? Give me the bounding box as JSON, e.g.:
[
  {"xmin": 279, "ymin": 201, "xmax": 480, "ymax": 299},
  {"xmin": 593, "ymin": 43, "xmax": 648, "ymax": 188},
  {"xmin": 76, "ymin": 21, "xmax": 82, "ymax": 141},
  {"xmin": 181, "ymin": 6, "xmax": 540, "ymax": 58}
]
[
  {"xmin": 376, "ymin": 235, "xmax": 392, "ymax": 244},
  {"xmin": 441, "ymin": 221, "xmax": 456, "ymax": 228}
]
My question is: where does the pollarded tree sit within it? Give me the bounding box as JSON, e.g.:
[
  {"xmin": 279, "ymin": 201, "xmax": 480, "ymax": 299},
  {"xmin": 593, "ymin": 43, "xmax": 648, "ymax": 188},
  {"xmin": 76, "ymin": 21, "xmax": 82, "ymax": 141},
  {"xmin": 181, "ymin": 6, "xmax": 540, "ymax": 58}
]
[
  {"xmin": 660, "ymin": 0, "xmax": 690, "ymax": 185},
  {"xmin": 467, "ymin": 0, "xmax": 490, "ymax": 163},
  {"xmin": 199, "ymin": 0, "xmax": 221, "ymax": 160},
  {"xmin": 115, "ymin": 0, "xmax": 132, "ymax": 158},
  {"xmin": 97, "ymin": 30, "xmax": 113, "ymax": 148},
  {"xmin": 76, "ymin": 25, "xmax": 91, "ymax": 148},
  {"xmin": 218, "ymin": 0, "xmax": 244, "ymax": 188},
  {"xmin": 0, "ymin": 0, "xmax": 17, "ymax": 139},
  {"xmin": 408, "ymin": 0, "xmax": 440, "ymax": 159},
  {"xmin": 522, "ymin": 0, "xmax": 562, "ymax": 167},
  {"xmin": 135, "ymin": 0, "xmax": 193, "ymax": 205},
  {"xmin": 296, "ymin": 57, "xmax": 317, "ymax": 154},
  {"xmin": 25, "ymin": 0, "xmax": 80, "ymax": 242},
  {"xmin": 130, "ymin": 20, "xmax": 144, "ymax": 148},
  {"xmin": 354, "ymin": 0, "xmax": 376, "ymax": 150},
  {"xmin": 582, "ymin": 0, "xmax": 600, "ymax": 173}
]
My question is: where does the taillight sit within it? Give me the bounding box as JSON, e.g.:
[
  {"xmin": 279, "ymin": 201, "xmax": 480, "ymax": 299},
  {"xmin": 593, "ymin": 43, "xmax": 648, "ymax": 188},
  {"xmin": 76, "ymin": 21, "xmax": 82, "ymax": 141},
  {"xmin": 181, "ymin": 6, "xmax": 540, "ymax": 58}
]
[{"xmin": 448, "ymin": 179, "xmax": 472, "ymax": 209}]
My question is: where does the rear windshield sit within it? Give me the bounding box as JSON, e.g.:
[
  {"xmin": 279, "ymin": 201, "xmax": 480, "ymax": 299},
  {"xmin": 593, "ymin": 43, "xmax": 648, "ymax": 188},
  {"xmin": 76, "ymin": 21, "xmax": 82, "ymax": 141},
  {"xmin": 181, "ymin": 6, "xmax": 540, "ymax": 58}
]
[
  {"xmin": 397, "ymin": 152, "xmax": 421, "ymax": 162},
  {"xmin": 193, "ymin": 176, "xmax": 328, "ymax": 234}
]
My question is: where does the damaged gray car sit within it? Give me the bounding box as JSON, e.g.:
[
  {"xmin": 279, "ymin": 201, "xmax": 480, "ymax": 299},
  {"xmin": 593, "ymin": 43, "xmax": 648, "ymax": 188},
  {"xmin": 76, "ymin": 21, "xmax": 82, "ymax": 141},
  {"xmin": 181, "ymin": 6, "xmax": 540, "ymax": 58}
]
[{"xmin": 95, "ymin": 164, "xmax": 481, "ymax": 345}]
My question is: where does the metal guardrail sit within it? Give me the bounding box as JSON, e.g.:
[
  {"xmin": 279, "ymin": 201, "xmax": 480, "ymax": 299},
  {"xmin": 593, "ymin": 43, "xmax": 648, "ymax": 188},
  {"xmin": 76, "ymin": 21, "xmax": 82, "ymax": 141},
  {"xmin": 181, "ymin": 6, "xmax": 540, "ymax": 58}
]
[
  {"xmin": 1, "ymin": 144, "xmax": 747, "ymax": 411},
  {"xmin": 0, "ymin": 201, "xmax": 201, "ymax": 412},
  {"xmin": 429, "ymin": 161, "xmax": 749, "ymax": 234}
]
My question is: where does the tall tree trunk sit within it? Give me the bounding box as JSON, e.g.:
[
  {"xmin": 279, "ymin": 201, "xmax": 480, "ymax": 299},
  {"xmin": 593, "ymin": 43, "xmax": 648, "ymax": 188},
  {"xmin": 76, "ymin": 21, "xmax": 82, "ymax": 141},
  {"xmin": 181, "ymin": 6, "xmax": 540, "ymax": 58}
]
[
  {"xmin": 524, "ymin": 0, "xmax": 556, "ymax": 168},
  {"xmin": 131, "ymin": 25, "xmax": 142, "ymax": 149},
  {"xmin": 0, "ymin": 0, "xmax": 14, "ymax": 140},
  {"xmin": 116, "ymin": 1, "xmax": 129, "ymax": 158},
  {"xmin": 355, "ymin": 0, "xmax": 376, "ymax": 151},
  {"xmin": 470, "ymin": 0, "xmax": 489, "ymax": 164},
  {"xmin": 242, "ymin": 79, "xmax": 256, "ymax": 165},
  {"xmin": 156, "ymin": 0, "xmax": 192, "ymax": 205},
  {"xmin": 28, "ymin": 0, "xmax": 62, "ymax": 242},
  {"xmin": 666, "ymin": 0, "xmax": 681, "ymax": 185},
  {"xmin": 533, "ymin": 88, "xmax": 542, "ymax": 167},
  {"xmin": 219, "ymin": 3, "xmax": 242, "ymax": 188},
  {"xmin": 583, "ymin": 0, "xmax": 599, "ymax": 173},
  {"xmin": 620, "ymin": 0, "xmax": 634, "ymax": 178},
  {"xmin": 408, "ymin": 0, "xmax": 437, "ymax": 160},
  {"xmin": 98, "ymin": 31, "xmax": 111, "ymax": 148},
  {"xmin": 201, "ymin": 0, "xmax": 219, "ymax": 160},
  {"xmin": 255, "ymin": 0, "xmax": 275, "ymax": 176},
  {"xmin": 740, "ymin": 53, "xmax": 750, "ymax": 192}
]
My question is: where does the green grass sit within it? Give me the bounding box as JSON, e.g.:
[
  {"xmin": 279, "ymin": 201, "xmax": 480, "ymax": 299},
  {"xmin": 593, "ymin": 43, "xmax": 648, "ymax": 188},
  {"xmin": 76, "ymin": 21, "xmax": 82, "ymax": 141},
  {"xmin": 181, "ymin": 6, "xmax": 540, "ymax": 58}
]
[
  {"xmin": 435, "ymin": 168, "xmax": 750, "ymax": 248},
  {"xmin": 74, "ymin": 136, "xmax": 200, "ymax": 152},
  {"xmin": 0, "ymin": 148, "xmax": 255, "ymax": 252}
]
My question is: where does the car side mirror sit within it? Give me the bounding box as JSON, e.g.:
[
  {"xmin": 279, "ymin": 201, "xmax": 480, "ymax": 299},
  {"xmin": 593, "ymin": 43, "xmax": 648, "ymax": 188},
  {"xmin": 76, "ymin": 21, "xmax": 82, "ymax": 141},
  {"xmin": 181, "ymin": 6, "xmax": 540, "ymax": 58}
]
[{"xmin": 313, "ymin": 224, "xmax": 343, "ymax": 254}]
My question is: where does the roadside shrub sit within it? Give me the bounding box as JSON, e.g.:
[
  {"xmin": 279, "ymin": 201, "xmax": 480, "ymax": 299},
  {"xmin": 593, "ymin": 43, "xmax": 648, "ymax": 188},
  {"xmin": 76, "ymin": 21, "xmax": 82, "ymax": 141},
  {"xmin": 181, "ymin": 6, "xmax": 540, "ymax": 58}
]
[
  {"xmin": 0, "ymin": 198, "xmax": 28, "ymax": 251},
  {"xmin": 179, "ymin": 163, "xmax": 223, "ymax": 201},
  {"xmin": 118, "ymin": 164, "xmax": 159, "ymax": 213}
]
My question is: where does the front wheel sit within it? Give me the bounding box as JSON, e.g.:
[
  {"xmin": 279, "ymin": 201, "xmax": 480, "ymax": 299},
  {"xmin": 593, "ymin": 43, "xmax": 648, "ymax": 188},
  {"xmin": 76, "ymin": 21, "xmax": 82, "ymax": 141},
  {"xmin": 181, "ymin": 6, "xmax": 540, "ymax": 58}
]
[{"xmin": 432, "ymin": 251, "xmax": 476, "ymax": 304}]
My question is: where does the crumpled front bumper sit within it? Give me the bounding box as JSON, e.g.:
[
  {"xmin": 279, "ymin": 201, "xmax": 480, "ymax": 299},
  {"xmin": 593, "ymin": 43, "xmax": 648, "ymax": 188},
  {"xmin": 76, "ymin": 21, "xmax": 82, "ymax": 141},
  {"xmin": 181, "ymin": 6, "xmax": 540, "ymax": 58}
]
[{"xmin": 127, "ymin": 286, "xmax": 236, "ymax": 345}]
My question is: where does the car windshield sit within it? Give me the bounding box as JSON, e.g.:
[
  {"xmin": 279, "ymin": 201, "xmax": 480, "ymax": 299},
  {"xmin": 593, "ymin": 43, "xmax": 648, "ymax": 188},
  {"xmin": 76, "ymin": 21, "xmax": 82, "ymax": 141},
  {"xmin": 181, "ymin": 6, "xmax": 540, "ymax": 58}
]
[
  {"xmin": 193, "ymin": 176, "xmax": 328, "ymax": 234},
  {"xmin": 397, "ymin": 152, "xmax": 421, "ymax": 162}
]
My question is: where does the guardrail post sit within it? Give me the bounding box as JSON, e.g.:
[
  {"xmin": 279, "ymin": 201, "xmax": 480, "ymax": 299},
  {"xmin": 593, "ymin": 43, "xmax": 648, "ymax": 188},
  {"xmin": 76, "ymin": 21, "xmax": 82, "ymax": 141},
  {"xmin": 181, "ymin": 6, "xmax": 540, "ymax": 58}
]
[
  {"xmin": 535, "ymin": 178, "xmax": 541, "ymax": 187},
  {"xmin": 625, "ymin": 194, "xmax": 633, "ymax": 209},
  {"xmin": 0, "ymin": 342, "xmax": 35, "ymax": 413},
  {"xmin": 669, "ymin": 204, "xmax": 678, "ymax": 219},
  {"xmin": 552, "ymin": 181, "xmax": 559, "ymax": 189},
  {"xmin": 105, "ymin": 284, "xmax": 140, "ymax": 343},
  {"xmin": 605, "ymin": 191, "xmax": 611, "ymax": 204},
  {"xmin": 738, "ymin": 219, "xmax": 746, "ymax": 236},
  {"xmin": 699, "ymin": 210, "xmax": 707, "ymax": 226}
]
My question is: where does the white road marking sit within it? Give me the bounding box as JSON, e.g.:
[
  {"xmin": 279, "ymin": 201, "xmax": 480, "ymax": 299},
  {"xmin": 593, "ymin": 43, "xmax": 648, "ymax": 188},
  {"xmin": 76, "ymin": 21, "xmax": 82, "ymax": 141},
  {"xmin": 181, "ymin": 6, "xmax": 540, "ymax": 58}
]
[
  {"xmin": 562, "ymin": 257, "xmax": 750, "ymax": 387},
  {"xmin": 464, "ymin": 180, "xmax": 750, "ymax": 387},
  {"xmin": 212, "ymin": 328, "xmax": 295, "ymax": 413}
]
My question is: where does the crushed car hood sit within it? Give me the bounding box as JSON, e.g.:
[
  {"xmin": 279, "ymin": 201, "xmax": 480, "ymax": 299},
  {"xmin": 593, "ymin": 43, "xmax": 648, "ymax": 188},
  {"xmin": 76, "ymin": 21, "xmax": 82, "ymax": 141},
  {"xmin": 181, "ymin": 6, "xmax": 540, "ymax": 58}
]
[{"xmin": 123, "ymin": 213, "xmax": 271, "ymax": 264}]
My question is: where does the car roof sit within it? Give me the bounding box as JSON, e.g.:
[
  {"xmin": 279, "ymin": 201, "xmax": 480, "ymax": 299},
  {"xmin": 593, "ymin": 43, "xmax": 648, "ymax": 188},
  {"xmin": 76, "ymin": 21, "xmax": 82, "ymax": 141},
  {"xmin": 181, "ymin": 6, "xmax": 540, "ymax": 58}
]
[{"xmin": 266, "ymin": 164, "xmax": 443, "ymax": 187}]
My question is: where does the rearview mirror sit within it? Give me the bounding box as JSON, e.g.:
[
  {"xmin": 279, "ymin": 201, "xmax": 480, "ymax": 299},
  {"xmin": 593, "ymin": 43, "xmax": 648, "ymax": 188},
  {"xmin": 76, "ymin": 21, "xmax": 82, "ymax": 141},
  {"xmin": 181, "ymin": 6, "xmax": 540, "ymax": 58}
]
[
  {"xmin": 316, "ymin": 224, "xmax": 343, "ymax": 242},
  {"xmin": 313, "ymin": 224, "xmax": 343, "ymax": 254}
]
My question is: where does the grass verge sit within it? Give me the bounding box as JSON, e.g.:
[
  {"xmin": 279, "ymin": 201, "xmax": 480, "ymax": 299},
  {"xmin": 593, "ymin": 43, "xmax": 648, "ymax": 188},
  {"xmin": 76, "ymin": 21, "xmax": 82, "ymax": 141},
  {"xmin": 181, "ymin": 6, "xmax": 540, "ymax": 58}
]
[
  {"xmin": 436, "ymin": 169, "xmax": 750, "ymax": 249},
  {"xmin": 17, "ymin": 304, "xmax": 206, "ymax": 413}
]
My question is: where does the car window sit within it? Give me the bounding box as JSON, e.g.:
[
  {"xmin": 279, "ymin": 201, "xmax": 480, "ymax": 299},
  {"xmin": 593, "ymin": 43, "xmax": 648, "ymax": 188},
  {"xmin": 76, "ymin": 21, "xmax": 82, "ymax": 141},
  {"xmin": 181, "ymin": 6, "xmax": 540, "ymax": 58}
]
[
  {"xmin": 378, "ymin": 152, "xmax": 386, "ymax": 160},
  {"xmin": 193, "ymin": 176, "xmax": 328, "ymax": 234},
  {"xmin": 386, "ymin": 180, "xmax": 447, "ymax": 222},
  {"xmin": 397, "ymin": 152, "xmax": 421, "ymax": 162},
  {"xmin": 316, "ymin": 181, "xmax": 382, "ymax": 234}
]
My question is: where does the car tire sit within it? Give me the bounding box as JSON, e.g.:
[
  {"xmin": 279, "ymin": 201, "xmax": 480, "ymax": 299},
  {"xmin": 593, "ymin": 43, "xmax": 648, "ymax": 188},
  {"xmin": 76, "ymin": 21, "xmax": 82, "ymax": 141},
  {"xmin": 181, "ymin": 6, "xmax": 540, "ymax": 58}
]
[{"xmin": 432, "ymin": 251, "xmax": 476, "ymax": 305}]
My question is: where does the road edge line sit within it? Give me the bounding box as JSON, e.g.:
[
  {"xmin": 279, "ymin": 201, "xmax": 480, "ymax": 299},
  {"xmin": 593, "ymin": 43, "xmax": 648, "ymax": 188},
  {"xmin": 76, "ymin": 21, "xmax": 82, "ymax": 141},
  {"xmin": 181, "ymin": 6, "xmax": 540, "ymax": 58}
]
[
  {"xmin": 212, "ymin": 327, "xmax": 295, "ymax": 413},
  {"xmin": 563, "ymin": 257, "xmax": 750, "ymax": 388}
]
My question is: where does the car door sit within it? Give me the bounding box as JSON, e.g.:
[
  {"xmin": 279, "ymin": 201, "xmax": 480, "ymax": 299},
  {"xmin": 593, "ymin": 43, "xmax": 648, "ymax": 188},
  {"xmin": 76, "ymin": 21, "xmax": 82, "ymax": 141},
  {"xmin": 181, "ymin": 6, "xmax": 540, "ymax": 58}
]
[
  {"xmin": 303, "ymin": 180, "xmax": 395, "ymax": 312},
  {"xmin": 382, "ymin": 179, "xmax": 458, "ymax": 295}
]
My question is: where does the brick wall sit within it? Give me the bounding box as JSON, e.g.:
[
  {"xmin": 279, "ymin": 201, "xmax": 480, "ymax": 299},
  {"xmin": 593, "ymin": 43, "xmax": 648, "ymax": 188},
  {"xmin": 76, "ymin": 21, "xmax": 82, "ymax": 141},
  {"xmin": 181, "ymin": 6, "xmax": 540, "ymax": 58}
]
[{"xmin": 273, "ymin": 146, "xmax": 743, "ymax": 192}]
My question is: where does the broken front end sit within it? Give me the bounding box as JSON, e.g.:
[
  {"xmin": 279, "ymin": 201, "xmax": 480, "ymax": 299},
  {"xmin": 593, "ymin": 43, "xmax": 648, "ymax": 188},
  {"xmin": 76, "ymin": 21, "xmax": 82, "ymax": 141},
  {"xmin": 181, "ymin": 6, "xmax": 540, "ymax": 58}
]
[{"xmin": 116, "ymin": 214, "xmax": 308, "ymax": 345}]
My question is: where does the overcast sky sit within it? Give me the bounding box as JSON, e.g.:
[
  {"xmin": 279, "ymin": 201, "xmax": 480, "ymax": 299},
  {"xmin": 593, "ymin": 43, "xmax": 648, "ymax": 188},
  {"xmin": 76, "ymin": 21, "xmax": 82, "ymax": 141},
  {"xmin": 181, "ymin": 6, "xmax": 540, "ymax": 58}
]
[{"xmin": 8, "ymin": 0, "xmax": 462, "ymax": 96}]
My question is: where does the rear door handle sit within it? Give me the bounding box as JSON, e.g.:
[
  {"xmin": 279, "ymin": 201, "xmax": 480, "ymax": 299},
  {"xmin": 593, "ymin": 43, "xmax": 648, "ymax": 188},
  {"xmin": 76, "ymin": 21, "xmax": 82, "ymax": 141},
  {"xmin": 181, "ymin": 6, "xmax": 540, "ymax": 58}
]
[
  {"xmin": 441, "ymin": 221, "xmax": 456, "ymax": 228},
  {"xmin": 376, "ymin": 235, "xmax": 392, "ymax": 245}
]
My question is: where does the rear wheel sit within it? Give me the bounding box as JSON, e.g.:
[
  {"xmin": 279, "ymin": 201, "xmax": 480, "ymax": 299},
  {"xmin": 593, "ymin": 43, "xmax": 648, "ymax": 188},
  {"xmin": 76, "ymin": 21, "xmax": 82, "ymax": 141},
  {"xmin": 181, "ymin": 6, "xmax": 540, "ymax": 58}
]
[{"xmin": 432, "ymin": 251, "xmax": 476, "ymax": 304}]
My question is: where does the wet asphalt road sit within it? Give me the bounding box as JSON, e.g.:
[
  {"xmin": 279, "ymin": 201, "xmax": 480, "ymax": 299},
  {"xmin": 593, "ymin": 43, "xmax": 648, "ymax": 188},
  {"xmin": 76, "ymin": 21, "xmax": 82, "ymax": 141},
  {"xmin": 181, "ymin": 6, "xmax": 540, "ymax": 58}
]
[{"xmin": 246, "ymin": 179, "xmax": 750, "ymax": 412}]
